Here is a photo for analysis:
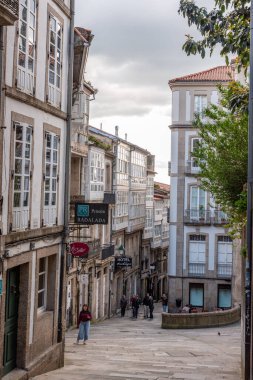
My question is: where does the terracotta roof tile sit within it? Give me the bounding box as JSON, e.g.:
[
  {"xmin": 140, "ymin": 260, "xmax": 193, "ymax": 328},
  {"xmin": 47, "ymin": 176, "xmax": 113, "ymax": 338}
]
[{"xmin": 169, "ymin": 66, "xmax": 234, "ymax": 86}]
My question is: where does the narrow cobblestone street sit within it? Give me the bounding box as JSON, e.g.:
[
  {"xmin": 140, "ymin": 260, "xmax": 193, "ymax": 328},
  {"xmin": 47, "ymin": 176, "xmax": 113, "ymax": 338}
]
[{"xmin": 34, "ymin": 305, "xmax": 241, "ymax": 380}]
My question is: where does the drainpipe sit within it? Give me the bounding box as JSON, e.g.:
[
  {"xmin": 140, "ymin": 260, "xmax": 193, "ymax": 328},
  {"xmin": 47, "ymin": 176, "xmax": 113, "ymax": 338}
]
[
  {"xmin": 57, "ymin": 0, "xmax": 75, "ymax": 343},
  {"xmin": 0, "ymin": 26, "xmax": 4, "ymax": 220}
]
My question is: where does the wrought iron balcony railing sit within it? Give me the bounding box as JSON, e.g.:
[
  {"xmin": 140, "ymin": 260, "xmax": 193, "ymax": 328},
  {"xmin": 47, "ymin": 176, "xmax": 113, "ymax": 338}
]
[
  {"xmin": 184, "ymin": 209, "xmax": 211, "ymax": 224},
  {"xmin": 188, "ymin": 263, "xmax": 205, "ymax": 276},
  {"xmin": 213, "ymin": 210, "xmax": 229, "ymax": 225},
  {"xmin": 101, "ymin": 244, "xmax": 115, "ymax": 260},
  {"xmin": 217, "ymin": 264, "xmax": 232, "ymax": 278}
]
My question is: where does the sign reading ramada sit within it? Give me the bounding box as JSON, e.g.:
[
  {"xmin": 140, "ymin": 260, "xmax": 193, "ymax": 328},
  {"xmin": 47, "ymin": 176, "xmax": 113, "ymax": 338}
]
[
  {"xmin": 75, "ymin": 203, "xmax": 108, "ymax": 225},
  {"xmin": 70, "ymin": 242, "xmax": 89, "ymax": 257}
]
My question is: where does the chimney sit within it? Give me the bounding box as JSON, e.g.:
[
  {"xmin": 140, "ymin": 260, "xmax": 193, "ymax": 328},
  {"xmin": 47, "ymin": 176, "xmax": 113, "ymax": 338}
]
[
  {"xmin": 125, "ymin": 133, "xmax": 127, "ymax": 141},
  {"xmin": 115, "ymin": 126, "xmax": 119, "ymax": 137},
  {"xmin": 100, "ymin": 122, "xmax": 103, "ymax": 130}
]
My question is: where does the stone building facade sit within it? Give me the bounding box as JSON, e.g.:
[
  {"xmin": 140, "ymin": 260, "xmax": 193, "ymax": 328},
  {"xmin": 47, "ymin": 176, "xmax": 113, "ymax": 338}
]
[{"xmin": 0, "ymin": 0, "xmax": 74, "ymax": 378}]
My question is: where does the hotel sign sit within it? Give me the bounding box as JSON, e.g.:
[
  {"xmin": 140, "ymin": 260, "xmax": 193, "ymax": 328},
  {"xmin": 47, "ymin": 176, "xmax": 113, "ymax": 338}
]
[
  {"xmin": 75, "ymin": 203, "xmax": 109, "ymax": 225},
  {"xmin": 115, "ymin": 256, "xmax": 132, "ymax": 269}
]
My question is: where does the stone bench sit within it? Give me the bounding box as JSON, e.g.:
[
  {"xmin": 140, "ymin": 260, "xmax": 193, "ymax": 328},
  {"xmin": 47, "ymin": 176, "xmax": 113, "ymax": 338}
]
[{"xmin": 161, "ymin": 305, "xmax": 241, "ymax": 329}]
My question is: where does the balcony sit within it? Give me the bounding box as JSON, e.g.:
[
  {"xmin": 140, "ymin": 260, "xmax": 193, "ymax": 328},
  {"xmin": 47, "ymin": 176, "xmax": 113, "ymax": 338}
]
[
  {"xmin": 213, "ymin": 210, "xmax": 229, "ymax": 225},
  {"xmin": 185, "ymin": 160, "xmax": 201, "ymax": 175},
  {"xmin": 103, "ymin": 191, "xmax": 116, "ymax": 204},
  {"xmin": 217, "ymin": 264, "xmax": 232, "ymax": 278},
  {"xmin": 184, "ymin": 209, "xmax": 211, "ymax": 225},
  {"xmin": 143, "ymin": 227, "xmax": 153, "ymax": 239},
  {"xmin": 71, "ymin": 132, "xmax": 88, "ymax": 156},
  {"xmin": 0, "ymin": 0, "xmax": 18, "ymax": 26},
  {"xmin": 101, "ymin": 244, "xmax": 115, "ymax": 260},
  {"xmin": 151, "ymin": 236, "xmax": 162, "ymax": 249},
  {"xmin": 188, "ymin": 263, "xmax": 205, "ymax": 276}
]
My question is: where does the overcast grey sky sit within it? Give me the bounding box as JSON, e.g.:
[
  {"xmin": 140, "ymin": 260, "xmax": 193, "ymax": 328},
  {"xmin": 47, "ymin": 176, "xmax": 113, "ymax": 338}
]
[{"xmin": 75, "ymin": 0, "xmax": 225, "ymax": 183}]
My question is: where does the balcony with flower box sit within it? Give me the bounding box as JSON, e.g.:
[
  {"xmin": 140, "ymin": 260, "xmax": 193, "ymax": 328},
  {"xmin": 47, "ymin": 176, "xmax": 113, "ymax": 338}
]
[
  {"xmin": 184, "ymin": 209, "xmax": 211, "ymax": 225},
  {"xmin": 213, "ymin": 210, "xmax": 229, "ymax": 225}
]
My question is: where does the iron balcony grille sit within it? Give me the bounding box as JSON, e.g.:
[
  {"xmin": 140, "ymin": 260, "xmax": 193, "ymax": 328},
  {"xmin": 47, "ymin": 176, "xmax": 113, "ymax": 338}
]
[
  {"xmin": 103, "ymin": 192, "xmax": 116, "ymax": 204},
  {"xmin": 184, "ymin": 209, "xmax": 211, "ymax": 224},
  {"xmin": 101, "ymin": 244, "xmax": 115, "ymax": 260},
  {"xmin": 217, "ymin": 264, "xmax": 232, "ymax": 278},
  {"xmin": 188, "ymin": 263, "xmax": 205, "ymax": 276},
  {"xmin": 213, "ymin": 210, "xmax": 229, "ymax": 225}
]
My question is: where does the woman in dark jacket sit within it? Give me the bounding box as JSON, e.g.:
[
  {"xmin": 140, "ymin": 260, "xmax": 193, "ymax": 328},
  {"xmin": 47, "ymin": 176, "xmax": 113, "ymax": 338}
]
[{"xmin": 76, "ymin": 304, "xmax": 92, "ymax": 344}]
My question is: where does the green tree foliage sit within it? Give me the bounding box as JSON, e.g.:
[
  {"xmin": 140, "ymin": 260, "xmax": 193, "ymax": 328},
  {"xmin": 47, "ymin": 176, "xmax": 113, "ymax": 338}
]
[
  {"xmin": 193, "ymin": 82, "xmax": 248, "ymax": 233},
  {"xmin": 178, "ymin": 0, "xmax": 250, "ymax": 70}
]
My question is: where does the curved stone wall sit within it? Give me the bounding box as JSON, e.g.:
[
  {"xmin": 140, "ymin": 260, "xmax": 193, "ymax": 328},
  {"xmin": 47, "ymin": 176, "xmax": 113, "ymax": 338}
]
[{"xmin": 162, "ymin": 306, "xmax": 241, "ymax": 329}]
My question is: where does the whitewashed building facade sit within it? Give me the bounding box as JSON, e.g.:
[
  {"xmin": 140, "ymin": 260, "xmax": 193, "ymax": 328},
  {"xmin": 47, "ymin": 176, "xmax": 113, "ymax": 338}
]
[{"xmin": 168, "ymin": 66, "xmax": 241, "ymax": 312}]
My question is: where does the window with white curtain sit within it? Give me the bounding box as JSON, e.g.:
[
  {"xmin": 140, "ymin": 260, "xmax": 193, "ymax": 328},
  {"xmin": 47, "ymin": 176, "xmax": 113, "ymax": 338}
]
[
  {"xmin": 48, "ymin": 14, "xmax": 62, "ymax": 107},
  {"xmin": 12, "ymin": 123, "xmax": 32, "ymax": 230},
  {"xmin": 194, "ymin": 95, "xmax": 207, "ymax": 116},
  {"xmin": 17, "ymin": 0, "xmax": 36, "ymax": 93}
]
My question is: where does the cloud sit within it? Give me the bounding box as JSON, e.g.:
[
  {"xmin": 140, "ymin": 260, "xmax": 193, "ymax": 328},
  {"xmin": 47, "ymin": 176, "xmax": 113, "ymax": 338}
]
[{"xmin": 75, "ymin": 0, "xmax": 226, "ymax": 183}]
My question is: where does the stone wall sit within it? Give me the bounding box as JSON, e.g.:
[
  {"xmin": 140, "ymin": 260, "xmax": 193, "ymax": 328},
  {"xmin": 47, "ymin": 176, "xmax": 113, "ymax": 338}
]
[{"xmin": 162, "ymin": 305, "xmax": 241, "ymax": 329}]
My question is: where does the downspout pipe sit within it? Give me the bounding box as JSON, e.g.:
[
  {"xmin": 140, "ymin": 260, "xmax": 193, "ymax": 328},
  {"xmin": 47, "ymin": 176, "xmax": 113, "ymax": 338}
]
[
  {"xmin": 0, "ymin": 26, "xmax": 4, "ymax": 219},
  {"xmin": 57, "ymin": 0, "xmax": 75, "ymax": 343}
]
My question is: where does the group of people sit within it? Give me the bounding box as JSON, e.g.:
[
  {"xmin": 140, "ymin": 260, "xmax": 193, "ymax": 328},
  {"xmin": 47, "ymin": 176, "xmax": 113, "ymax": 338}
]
[{"xmin": 120, "ymin": 293, "xmax": 168, "ymax": 319}]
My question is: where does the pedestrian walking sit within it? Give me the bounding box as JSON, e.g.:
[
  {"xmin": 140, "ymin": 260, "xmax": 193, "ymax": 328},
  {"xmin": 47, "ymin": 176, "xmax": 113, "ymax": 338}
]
[
  {"xmin": 143, "ymin": 293, "xmax": 150, "ymax": 319},
  {"xmin": 149, "ymin": 295, "xmax": 154, "ymax": 319},
  {"xmin": 161, "ymin": 293, "xmax": 168, "ymax": 313},
  {"xmin": 120, "ymin": 295, "xmax": 127, "ymax": 317},
  {"xmin": 131, "ymin": 294, "xmax": 141, "ymax": 318},
  {"xmin": 75, "ymin": 304, "xmax": 92, "ymax": 345}
]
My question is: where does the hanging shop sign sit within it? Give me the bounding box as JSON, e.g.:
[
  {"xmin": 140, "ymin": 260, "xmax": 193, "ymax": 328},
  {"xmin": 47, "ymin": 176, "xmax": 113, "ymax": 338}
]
[
  {"xmin": 75, "ymin": 203, "xmax": 109, "ymax": 225},
  {"xmin": 115, "ymin": 256, "xmax": 132, "ymax": 269},
  {"xmin": 70, "ymin": 242, "xmax": 89, "ymax": 257}
]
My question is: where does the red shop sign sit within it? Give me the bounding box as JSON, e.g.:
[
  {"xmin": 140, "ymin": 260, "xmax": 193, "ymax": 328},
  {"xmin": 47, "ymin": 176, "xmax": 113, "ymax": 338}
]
[{"xmin": 70, "ymin": 242, "xmax": 89, "ymax": 257}]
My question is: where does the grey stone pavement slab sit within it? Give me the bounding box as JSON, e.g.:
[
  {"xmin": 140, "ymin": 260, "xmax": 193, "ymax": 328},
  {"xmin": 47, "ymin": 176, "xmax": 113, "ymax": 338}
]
[{"xmin": 33, "ymin": 306, "xmax": 241, "ymax": 380}]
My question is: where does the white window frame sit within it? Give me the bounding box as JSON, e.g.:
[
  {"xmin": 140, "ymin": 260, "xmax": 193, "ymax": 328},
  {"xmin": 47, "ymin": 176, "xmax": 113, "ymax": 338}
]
[
  {"xmin": 189, "ymin": 235, "xmax": 206, "ymax": 264},
  {"xmin": 191, "ymin": 137, "xmax": 201, "ymax": 170},
  {"xmin": 48, "ymin": 14, "xmax": 63, "ymax": 107},
  {"xmin": 43, "ymin": 131, "xmax": 59, "ymax": 226},
  {"xmin": 12, "ymin": 122, "xmax": 32, "ymax": 230},
  {"xmin": 90, "ymin": 151, "xmax": 104, "ymax": 192},
  {"xmin": 17, "ymin": 0, "xmax": 36, "ymax": 93},
  {"xmin": 194, "ymin": 95, "xmax": 207, "ymax": 117},
  {"xmin": 38, "ymin": 257, "xmax": 48, "ymax": 312}
]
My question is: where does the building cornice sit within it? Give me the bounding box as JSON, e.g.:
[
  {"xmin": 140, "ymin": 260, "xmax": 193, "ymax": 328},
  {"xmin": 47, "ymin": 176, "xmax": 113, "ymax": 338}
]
[
  {"xmin": 52, "ymin": 0, "xmax": 71, "ymax": 18},
  {"xmin": 5, "ymin": 85, "xmax": 67, "ymax": 120}
]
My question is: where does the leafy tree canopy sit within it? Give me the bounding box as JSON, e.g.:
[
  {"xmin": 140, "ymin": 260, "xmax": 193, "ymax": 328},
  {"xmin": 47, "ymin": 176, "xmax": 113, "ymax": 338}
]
[
  {"xmin": 178, "ymin": 0, "xmax": 250, "ymax": 70},
  {"xmin": 193, "ymin": 81, "xmax": 248, "ymax": 234}
]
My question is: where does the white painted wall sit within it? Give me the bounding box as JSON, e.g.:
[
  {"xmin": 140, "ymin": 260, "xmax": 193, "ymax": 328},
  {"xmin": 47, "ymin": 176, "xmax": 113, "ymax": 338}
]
[
  {"xmin": 172, "ymin": 91, "xmax": 179, "ymax": 122},
  {"xmin": 185, "ymin": 91, "xmax": 191, "ymax": 122},
  {"xmin": 170, "ymin": 177, "xmax": 177, "ymax": 223},
  {"xmin": 171, "ymin": 131, "xmax": 178, "ymax": 173}
]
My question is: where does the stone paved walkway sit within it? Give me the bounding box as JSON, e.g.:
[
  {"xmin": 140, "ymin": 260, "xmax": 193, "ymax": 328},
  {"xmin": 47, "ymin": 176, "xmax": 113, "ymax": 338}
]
[{"xmin": 34, "ymin": 306, "xmax": 241, "ymax": 380}]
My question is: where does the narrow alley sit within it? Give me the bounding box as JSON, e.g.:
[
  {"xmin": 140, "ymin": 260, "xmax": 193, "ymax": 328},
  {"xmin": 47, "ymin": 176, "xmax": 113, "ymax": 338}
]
[{"xmin": 33, "ymin": 305, "xmax": 241, "ymax": 380}]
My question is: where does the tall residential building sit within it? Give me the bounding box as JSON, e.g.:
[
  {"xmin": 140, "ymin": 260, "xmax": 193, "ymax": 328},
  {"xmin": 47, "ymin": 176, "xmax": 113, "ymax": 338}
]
[
  {"xmin": 168, "ymin": 66, "xmax": 241, "ymax": 312},
  {"xmin": 0, "ymin": 0, "xmax": 74, "ymax": 376}
]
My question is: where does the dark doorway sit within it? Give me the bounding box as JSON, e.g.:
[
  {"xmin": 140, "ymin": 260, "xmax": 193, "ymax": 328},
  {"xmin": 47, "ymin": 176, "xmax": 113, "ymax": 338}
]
[{"xmin": 3, "ymin": 267, "xmax": 20, "ymax": 375}]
